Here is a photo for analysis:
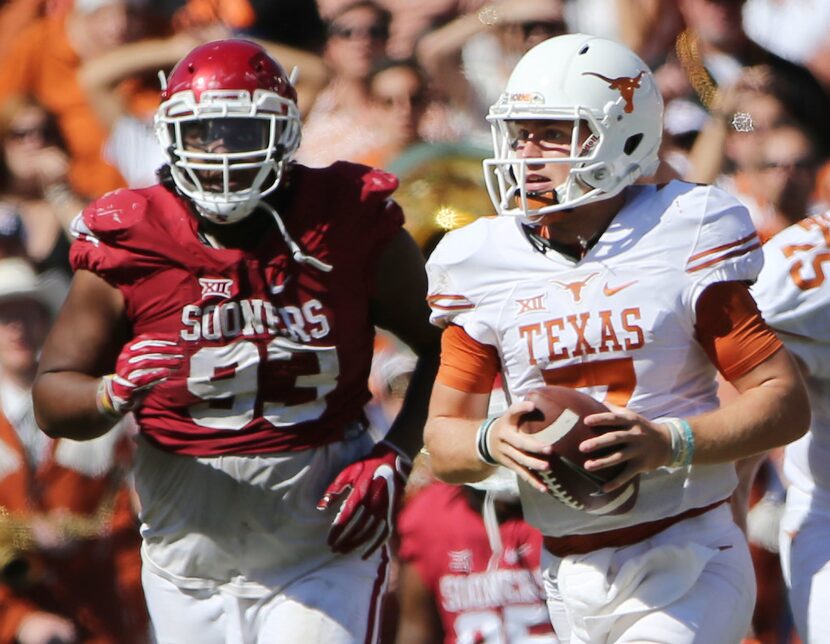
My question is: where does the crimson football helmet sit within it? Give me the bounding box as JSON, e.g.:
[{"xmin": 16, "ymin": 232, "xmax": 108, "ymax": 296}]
[
  {"xmin": 155, "ymin": 39, "xmax": 301, "ymax": 224},
  {"xmin": 484, "ymin": 34, "xmax": 663, "ymax": 222}
]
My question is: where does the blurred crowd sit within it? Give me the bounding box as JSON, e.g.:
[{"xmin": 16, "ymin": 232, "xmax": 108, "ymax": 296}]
[{"xmin": 1, "ymin": 0, "xmax": 829, "ymax": 642}]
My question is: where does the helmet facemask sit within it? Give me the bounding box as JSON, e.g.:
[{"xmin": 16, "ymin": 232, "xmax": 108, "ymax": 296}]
[{"xmin": 155, "ymin": 88, "xmax": 301, "ymax": 224}]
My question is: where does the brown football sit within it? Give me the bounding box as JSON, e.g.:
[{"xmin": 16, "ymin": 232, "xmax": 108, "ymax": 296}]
[{"xmin": 519, "ymin": 386, "xmax": 639, "ymax": 515}]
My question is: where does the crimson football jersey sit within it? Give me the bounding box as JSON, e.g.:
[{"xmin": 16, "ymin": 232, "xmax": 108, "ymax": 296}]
[
  {"xmin": 71, "ymin": 162, "xmax": 403, "ymax": 456},
  {"xmin": 398, "ymin": 482, "xmax": 557, "ymax": 644}
]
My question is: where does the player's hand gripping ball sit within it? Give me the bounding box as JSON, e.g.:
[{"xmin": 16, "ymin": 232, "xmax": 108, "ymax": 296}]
[
  {"xmin": 520, "ymin": 386, "xmax": 639, "ymax": 515},
  {"xmin": 318, "ymin": 440, "xmax": 412, "ymax": 559}
]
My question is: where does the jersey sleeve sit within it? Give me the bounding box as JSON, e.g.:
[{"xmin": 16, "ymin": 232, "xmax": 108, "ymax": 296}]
[
  {"xmin": 694, "ymin": 281, "xmax": 782, "ymax": 381},
  {"xmin": 425, "ymin": 219, "xmax": 500, "ymax": 348},
  {"xmin": 752, "ymin": 215, "xmax": 830, "ymax": 378},
  {"xmin": 437, "ymin": 324, "xmax": 501, "ymax": 393},
  {"xmin": 681, "ymin": 185, "xmax": 764, "ymax": 311}
]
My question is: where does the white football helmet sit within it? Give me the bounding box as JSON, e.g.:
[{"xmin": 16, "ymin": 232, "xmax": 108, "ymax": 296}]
[
  {"xmin": 484, "ymin": 34, "xmax": 664, "ymax": 222},
  {"xmin": 155, "ymin": 39, "xmax": 301, "ymax": 225}
]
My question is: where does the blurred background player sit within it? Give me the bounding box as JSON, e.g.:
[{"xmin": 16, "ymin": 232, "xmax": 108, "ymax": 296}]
[
  {"xmin": 397, "ymin": 465, "xmax": 557, "ymax": 644},
  {"xmin": 0, "ymin": 257, "xmax": 147, "ymax": 644},
  {"xmin": 424, "ymin": 33, "xmax": 808, "ymax": 643},
  {"xmin": 32, "ymin": 39, "xmax": 440, "ymax": 643},
  {"xmin": 751, "ymin": 212, "xmax": 830, "ymax": 643}
]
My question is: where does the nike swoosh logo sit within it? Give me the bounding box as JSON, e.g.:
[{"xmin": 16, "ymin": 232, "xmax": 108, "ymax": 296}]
[{"xmin": 603, "ymin": 280, "xmax": 638, "ymax": 297}]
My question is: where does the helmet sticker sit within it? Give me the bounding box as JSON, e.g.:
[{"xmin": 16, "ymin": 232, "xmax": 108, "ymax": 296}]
[{"xmin": 581, "ymin": 71, "xmax": 647, "ymax": 113}]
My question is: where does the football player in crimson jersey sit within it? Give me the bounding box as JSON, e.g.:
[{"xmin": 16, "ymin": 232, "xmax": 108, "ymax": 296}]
[
  {"xmin": 31, "ymin": 39, "xmax": 440, "ymax": 643},
  {"xmin": 751, "ymin": 213, "xmax": 830, "ymax": 643},
  {"xmin": 396, "ymin": 470, "xmax": 558, "ymax": 644},
  {"xmin": 423, "ymin": 34, "xmax": 809, "ymax": 643}
]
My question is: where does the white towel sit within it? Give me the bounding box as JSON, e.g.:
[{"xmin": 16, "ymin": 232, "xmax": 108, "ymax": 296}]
[{"xmin": 558, "ymin": 541, "xmax": 717, "ymax": 643}]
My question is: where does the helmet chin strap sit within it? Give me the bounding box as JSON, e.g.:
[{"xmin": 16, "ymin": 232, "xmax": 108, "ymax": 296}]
[
  {"xmin": 192, "ymin": 199, "xmax": 333, "ymax": 276},
  {"xmin": 259, "ymin": 200, "xmax": 333, "ymax": 274}
]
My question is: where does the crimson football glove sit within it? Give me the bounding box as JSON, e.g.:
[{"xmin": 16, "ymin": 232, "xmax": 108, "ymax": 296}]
[
  {"xmin": 96, "ymin": 333, "xmax": 184, "ymax": 418},
  {"xmin": 317, "ymin": 440, "xmax": 412, "ymax": 559}
]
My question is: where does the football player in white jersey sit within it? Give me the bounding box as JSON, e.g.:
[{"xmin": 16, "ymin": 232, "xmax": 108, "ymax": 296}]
[
  {"xmin": 423, "ymin": 34, "xmax": 809, "ymax": 644},
  {"xmin": 752, "ymin": 213, "xmax": 830, "ymax": 643}
]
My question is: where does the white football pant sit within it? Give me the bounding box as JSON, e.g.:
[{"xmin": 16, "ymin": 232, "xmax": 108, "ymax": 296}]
[
  {"xmin": 542, "ymin": 504, "xmax": 755, "ymax": 643},
  {"xmin": 779, "ymin": 485, "xmax": 830, "ymax": 644},
  {"xmin": 142, "ymin": 546, "xmax": 390, "ymax": 644}
]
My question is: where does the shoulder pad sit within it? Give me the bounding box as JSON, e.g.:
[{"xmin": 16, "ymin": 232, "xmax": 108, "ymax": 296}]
[
  {"xmin": 426, "ymin": 217, "xmax": 504, "ymax": 326},
  {"xmin": 429, "ymin": 217, "xmax": 492, "ymax": 268},
  {"xmin": 82, "ymin": 188, "xmax": 148, "ymax": 236},
  {"xmin": 329, "ymin": 161, "xmax": 399, "ymax": 202},
  {"xmin": 679, "ymin": 184, "xmax": 761, "ymax": 277}
]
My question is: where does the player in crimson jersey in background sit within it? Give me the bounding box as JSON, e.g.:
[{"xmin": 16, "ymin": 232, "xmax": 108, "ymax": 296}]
[
  {"xmin": 752, "ymin": 213, "xmax": 830, "ymax": 643},
  {"xmin": 424, "ymin": 34, "xmax": 809, "ymax": 643},
  {"xmin": 31, "ymin": 39, "xmax": 440, "ymax": 643},
  {"xmin": 396, "ymin": 470, "xmax": 557, "ymax": 644}
]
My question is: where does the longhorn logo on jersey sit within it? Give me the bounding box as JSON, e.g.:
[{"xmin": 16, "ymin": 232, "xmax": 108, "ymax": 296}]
[
  {"xmin": 552, "ymin": 273, "xmax": 598, "ymax": 303},
  {"xmin": 582, "ymin": 71, "xmax": 647, "ymax": 113}
]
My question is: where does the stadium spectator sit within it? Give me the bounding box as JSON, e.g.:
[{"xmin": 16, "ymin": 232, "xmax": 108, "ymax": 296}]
[
  {"xmin": 415, "ymin": 0, "xmax": 567, "ymax": 147},
  {"xmin": 0, "ymin": 0, "xmax": 149, "ymax": 199},
  {"xmin": 0, "ymin": 0, "xmax": 47, "ymax": 62},
  {"xmin": 674, "ymin": 0, "xmax": 830, "ymax": 157},
  {"xmin": 683, "ymin": 64, "xmax": 795, "ymax": 185},
  {"xmin": 730, "ymin": 122, "xmax": 823, "ymax": 243},
  {"xmin": 0, "ymin": 257, "xmax": 148, "ymax": 644},
  {"xmin": 0, "ymin": 95, "xmax": 84, "ymax": 277},
  {"xmin": 297, "ymin": 0, "xmax": 392, "ymax": 166},
  {"xmin": 359, "ymin": 58, "xmax": 430, "ymax": 169},
  {"xmin": 32, "ymin": 39, "xmax": 440, "ymax": 642}
]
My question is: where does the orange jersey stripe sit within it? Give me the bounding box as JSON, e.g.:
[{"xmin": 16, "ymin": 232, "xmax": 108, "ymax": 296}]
[
  {"xmin": 686, "ymin": 241, "xmax": 762, "ymax": 273},
  {"xmin": 688, "ymin": 232, "xmax": 759, "ymax": 263},
  {"xmin": 428, "ymin": 294, "xmax": 475, "ymax": 312}
]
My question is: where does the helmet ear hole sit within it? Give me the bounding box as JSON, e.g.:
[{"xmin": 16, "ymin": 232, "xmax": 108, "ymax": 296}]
[{"xmin": 624, "ymin": 133, "xmax": 643, "ymax": 156}]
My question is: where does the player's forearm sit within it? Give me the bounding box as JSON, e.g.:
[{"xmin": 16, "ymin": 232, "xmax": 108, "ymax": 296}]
[
  {"xmin": 423, "ymin": 415, "xmax": 495, "ymax": 484},
  {"xmin": 688, "ymin": 361, "xmax": 809, "ymax": 464},
  {"xmin": 32, "ymin": 371, "xmax": 118, "ymax": 440}
]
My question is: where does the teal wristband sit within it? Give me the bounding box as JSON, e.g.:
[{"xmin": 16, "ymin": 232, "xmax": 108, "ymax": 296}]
[
  {"xmin": 665, "ymin": 417, "xmax": 695, "ymax": 467},
  {"xmin": 678, "ymin": 418, "xmax": 695, "ymax": 466}
]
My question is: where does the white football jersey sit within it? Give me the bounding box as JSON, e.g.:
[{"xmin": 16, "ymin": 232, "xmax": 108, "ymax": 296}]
[
  {"xmin": 427, "ymin": 181, "xmax": 763, "ymax": 536},
  {"xmin": 752, "ymin": 213, "xmax": 830, "ymax": 493}
]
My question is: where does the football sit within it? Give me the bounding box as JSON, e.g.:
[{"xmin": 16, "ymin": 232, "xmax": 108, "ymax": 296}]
[{"xmin": 519, "ymin": 386, "xmax": 639, "ymax": 515}]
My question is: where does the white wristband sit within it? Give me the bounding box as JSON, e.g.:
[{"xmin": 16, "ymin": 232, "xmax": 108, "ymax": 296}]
[{"xmin": 475, "ymin": 416, "xmax": 499, "ymax": 466}]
